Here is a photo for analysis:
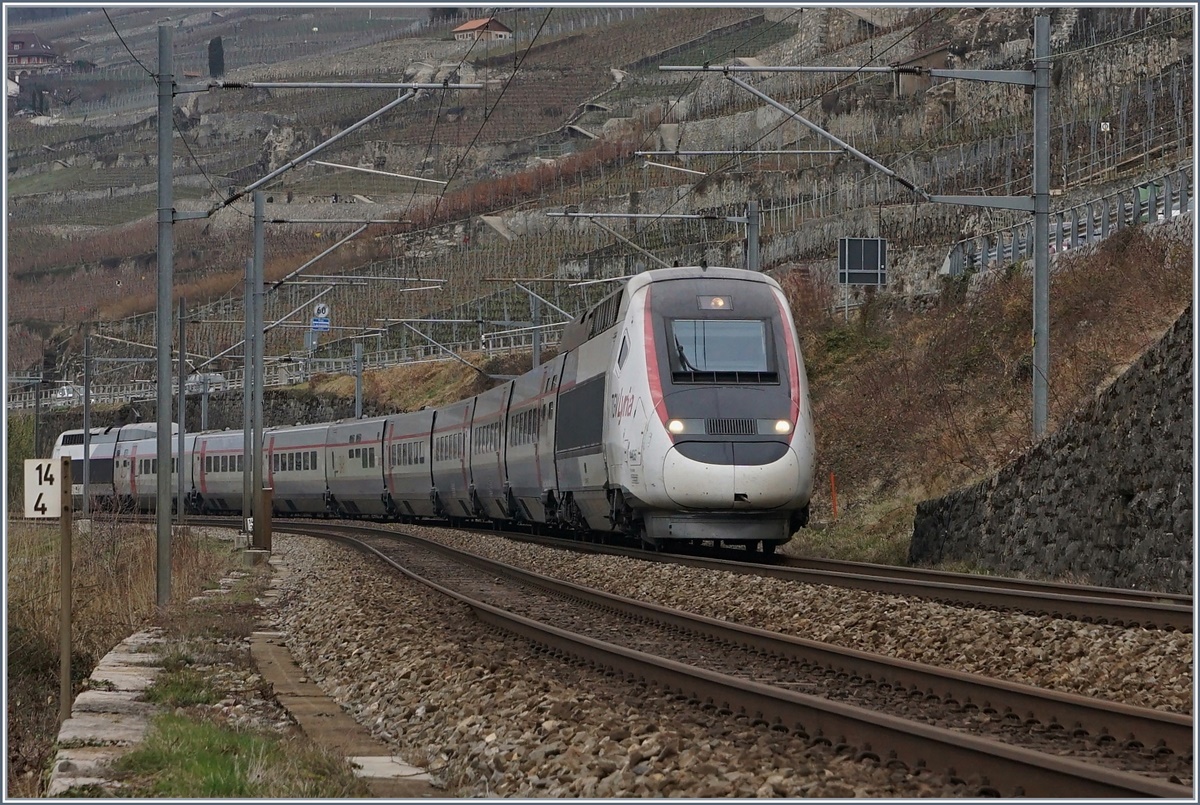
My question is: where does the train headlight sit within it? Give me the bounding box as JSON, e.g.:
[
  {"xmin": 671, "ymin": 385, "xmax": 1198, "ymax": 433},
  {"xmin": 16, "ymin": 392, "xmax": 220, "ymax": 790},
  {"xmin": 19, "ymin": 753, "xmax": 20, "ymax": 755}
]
[
  {"xmin": 667, "ymin": 419, "xmax": 686, "ymax": 434},
  {"xmin": 773, "ymin": 419, "xmax": 792, "ymax": 434}
]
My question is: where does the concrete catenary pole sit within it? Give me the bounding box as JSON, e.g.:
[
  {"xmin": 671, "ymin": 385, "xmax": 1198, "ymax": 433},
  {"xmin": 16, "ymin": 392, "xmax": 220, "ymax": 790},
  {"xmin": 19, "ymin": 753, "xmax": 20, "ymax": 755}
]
[
  {"xmin": 81, "ymin": 326, "xmax": 91, "ymax": 518},
  {"xmin": 177, "ymin": 296, "xmax": 186, "ymax": 522},
  {"xmin": 1032, "ymin": 16, "xmax": 1051, "ymax": 439},
  {"xmin": 746, "ymin": 200, "xmax": 760, "ymax": 272},
  {"xmin": 531, "ymin": 295, "xmax": 541, "ymax": 369},
  {"xmin": 155, "ymin": 26, "xmax": 174, "ymax": 609},
  {"xmin": 242, "ymin": 258, "xmax": 253, "ymax": 531},
  {"xmin": 252, "ymin": 192, "xmax": 266, "ymax": 548},
  {"xmin": 354, "ymin": 341, "xmax": 363, "ymax": 419}
]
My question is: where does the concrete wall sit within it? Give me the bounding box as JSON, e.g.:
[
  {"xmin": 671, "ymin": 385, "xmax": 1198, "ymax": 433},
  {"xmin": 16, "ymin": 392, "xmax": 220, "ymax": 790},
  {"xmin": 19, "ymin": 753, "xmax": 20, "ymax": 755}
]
[{"xmin": 909, "ymin": 305, "xmax": 1193, "ymax": 593}]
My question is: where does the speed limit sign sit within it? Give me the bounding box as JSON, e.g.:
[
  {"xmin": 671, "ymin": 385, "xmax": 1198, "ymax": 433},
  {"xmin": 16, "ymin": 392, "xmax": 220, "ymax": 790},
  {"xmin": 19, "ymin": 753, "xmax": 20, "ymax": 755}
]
[
  {"xmin": 313, "ymin": 302, "xmax": 330, "ymax": 318},
  {"xmin": 25, "ymin": 459, "xmax": 64, "ymax": 518}
]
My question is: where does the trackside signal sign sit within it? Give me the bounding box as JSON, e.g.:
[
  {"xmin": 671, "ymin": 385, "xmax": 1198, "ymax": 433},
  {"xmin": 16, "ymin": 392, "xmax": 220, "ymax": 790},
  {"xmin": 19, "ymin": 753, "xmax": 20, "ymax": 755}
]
[{"xmin": 25, "ymin": 459, "xmax": 63, "ymax": 518}]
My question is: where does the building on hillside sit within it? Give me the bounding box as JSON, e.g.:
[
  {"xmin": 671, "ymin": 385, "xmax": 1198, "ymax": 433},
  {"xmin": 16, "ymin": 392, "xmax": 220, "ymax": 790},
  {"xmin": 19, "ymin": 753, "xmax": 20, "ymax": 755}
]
[
  {"xmin": 8, "ymin": 31, "xmax": 62, "ymax": 76},
  {"xmin": 451, "ymin": 18, "xmax": 513, "ymax": 42},
  {"xmin": 890, "ymin": 43, "xmax": 951, "ymax": 97}
]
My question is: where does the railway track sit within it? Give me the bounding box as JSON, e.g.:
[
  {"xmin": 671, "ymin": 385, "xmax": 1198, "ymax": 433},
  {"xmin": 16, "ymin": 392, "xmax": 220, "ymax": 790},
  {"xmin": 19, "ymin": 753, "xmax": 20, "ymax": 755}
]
[
  {"xmin": 498, "ymin": 530, "xmax": 1194, "ymax": 632},
  {"xmin": 279, "ymin": 521, "xmax": 1193, "ymax": 798},
  {"xmin": 76, "ymin": 513, "xmax": 1195, "ymax": 632}
]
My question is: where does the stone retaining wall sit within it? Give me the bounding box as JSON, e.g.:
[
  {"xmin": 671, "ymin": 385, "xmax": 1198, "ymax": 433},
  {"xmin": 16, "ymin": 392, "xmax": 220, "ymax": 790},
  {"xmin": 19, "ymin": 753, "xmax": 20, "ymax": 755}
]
[{"xmin": 909, "ymin": 305, "xmax": 1193, "ymax": 593}]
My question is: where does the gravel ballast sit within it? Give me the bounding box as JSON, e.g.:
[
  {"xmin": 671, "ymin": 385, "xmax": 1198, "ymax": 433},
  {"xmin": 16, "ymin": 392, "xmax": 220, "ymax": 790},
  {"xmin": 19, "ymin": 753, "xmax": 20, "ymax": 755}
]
[{"xmin": 269, "ymin": 529, "xmax": 1193, "ymax": 797}]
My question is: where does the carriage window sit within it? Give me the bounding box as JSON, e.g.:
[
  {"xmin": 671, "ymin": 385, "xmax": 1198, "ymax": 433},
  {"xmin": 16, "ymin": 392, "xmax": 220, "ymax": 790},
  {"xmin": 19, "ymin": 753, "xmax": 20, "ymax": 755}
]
[{"xmin": 668, "ymin": 319, "xmax": 776, "ymax": 382}]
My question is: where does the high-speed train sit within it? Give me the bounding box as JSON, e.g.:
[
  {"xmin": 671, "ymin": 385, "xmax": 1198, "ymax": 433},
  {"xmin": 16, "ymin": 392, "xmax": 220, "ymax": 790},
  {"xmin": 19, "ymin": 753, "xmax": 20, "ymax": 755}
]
[{"xmin": 57, "ymin": 266, "xmax": 816, "ymax": 553}]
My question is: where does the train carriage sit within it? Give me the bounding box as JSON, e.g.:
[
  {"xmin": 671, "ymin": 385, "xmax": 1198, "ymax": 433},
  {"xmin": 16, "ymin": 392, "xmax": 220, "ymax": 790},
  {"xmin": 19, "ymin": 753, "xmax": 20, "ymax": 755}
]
[
  {"xmin": 553, "ymin": 287, "xmax": 624, "ymax": 531},
  {"xmin": 326, "ymin": 417, "xmax": 388, "ymax": 517},
  {"xmin": 115, "ymin": 433, "xmax": 196, "ymax": 513},
  {"xmin": 468, "ymin": 381, "xmax": 514, "ymax": 520},
  {"xmin": 111, "ymin": 423, "xmax": 178, "ymax": 512},
  {"xmin": 505, "ymin": 353, "xmax": 565, "ymax": 525},
  {"xmin": 429, "ymin": 399, "xmax": 474, "ymax": 519},
  {"xmin": 192, "ymin": 429, "xmax": 250, "ymax": 515},
  {"xmin": 52, "ymin": 426, "xmax": 119, "ymax": 510},
  {"xmin": 383, "ymin": 409, "xmax": 436, "ymax": 519},
  {"xmin": 264, "ymin": 423, "xmax": 329, "ymax": 515}
]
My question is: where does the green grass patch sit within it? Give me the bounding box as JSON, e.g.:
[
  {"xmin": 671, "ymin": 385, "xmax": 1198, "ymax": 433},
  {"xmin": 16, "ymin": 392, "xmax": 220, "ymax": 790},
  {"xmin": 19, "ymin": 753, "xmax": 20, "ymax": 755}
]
[
  {"xmin": 111, "ymin": 713, "xmax": 371, "ymax": 798},
  {"xmin": 142, "ymin": 667, "xmax": 218, "ymax": 708}
]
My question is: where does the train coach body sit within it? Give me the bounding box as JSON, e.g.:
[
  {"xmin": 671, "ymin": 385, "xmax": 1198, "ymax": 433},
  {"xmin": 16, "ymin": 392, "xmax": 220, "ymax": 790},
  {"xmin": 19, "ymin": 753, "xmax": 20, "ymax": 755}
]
[
  {"xmin": 383, "ymin": 409, "xmax": 435, "ymax": 518},
  {"xmin": 265, "ymin": 424, "xmax": 329, "ymax": 515},
  {"xmin": 114, "ymin": 432, "xmax": 195, "ymax": 513},
  {"xmin": 54, "ymin": 267, "xmax": 814, "ymax": 553},
  {"xmin": 192, "ymin": 430, "xmax": 249, "ymax": 514},
  {"xmin": 469, "ymin": 381, "xmax": 514, "ymax": 520},
  {"xmin": 504, "ymin": 354, "xmax": 564, "ymax": 524},
  {"xmin": 430, "ymin": 398, "xmax": 474, "ymax": 519},
  {"xmin": 327, "ymin": 417, "xmax": 387, "ymax": 517}
]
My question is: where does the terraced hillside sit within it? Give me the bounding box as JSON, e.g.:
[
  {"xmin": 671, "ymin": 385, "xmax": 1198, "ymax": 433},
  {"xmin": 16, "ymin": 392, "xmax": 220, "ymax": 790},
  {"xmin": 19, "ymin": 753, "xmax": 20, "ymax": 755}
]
[{"xmin": 6, "ymin": 6, "xmax": 1192, "ymax": 388}]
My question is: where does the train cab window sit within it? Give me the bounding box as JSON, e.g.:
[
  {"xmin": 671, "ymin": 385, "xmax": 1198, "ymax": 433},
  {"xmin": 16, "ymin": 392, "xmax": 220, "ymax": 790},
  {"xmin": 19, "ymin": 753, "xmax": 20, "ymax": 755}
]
[
  {"xmin": 618, "ymin": 335, "xmax": 629, "ymax": 368},
  {"xmin": 668, "ymin": 319, "xmax": 777, "ymax": 383}
]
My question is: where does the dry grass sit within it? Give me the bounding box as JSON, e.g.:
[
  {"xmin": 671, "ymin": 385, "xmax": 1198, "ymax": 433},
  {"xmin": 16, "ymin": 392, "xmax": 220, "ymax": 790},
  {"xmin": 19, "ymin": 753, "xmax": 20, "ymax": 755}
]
[
  {"xmin": 787, "ymin": 225, "xmax": 1192, "ymax": 561},
  {"xmin": 6, "ymin": 517, "xmax": 237, "ymax": 796},
  {"xmin": 310, "ymin": 349, "xmax": 543, "ymax": 412}
]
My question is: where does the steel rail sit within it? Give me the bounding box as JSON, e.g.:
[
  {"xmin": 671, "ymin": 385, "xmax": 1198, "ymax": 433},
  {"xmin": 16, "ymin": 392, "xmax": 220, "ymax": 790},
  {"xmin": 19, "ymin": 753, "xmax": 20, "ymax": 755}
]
[
  {"xmin": 319, "ymin": 523, "xmax": 1194, "ymax": 756},
  {"xmin": 283, "ymin": 523, "xmax": 1193, "ymax": 798},
  {"xmin": 779, "ymin": 555, "xmax": 1193, "ymax": 605},
  {"xmin": 498, "ymin": 532, "xmax": 1193, "ymax": 632}
]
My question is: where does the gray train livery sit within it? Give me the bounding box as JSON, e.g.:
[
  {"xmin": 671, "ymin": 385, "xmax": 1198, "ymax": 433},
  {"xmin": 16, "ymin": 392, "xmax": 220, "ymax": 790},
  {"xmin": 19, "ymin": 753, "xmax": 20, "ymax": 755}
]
[{"xmin": 61, "ymin": 266, "xmax": 816, "ymax": 553}]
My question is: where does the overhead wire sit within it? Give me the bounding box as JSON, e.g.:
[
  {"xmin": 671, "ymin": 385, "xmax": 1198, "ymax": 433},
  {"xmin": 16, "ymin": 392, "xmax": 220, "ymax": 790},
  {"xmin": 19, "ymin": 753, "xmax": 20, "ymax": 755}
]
[
  {"xmin": 616, "ymin": 8, "xmax": 947, "ymax": 257},
  {"xmin": 103, "ymin": 8, "xmax": 154, "ymax": 78}
]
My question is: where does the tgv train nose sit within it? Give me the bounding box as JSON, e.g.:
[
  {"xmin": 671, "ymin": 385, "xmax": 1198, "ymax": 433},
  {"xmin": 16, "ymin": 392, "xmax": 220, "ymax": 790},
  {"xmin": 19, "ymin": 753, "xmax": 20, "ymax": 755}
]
[{"xmin": 661, "ymin": 444, "xmax": 803, "ymax": 509}]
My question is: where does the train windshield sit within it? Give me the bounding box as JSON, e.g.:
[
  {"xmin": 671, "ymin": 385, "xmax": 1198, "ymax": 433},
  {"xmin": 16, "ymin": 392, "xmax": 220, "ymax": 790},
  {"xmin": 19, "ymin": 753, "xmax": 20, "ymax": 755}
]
[{"xmin": 668, "ymin": 319, "xmax": 777, "ymax": 382}]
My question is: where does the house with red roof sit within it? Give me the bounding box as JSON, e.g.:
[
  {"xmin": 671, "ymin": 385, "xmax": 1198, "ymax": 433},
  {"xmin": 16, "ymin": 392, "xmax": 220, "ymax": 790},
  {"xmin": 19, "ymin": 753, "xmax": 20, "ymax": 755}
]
[{"xmin": 452, "ymin": 18, "xmax": 513, "ymax": 42}]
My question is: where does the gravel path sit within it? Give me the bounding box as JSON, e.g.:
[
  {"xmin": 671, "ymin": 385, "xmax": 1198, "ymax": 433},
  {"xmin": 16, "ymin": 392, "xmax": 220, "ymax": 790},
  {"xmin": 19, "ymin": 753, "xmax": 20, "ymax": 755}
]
[{"xmin": 268, "ymin": 528, "xmax": 1193, "ymax": 796}]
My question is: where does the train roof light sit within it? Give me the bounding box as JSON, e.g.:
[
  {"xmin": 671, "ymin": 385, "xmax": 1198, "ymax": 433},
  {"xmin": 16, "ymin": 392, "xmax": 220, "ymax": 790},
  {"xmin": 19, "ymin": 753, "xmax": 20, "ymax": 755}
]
[{"xmin": 698, "ymin": 295, "xmax": 732, "ymax": 310}]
